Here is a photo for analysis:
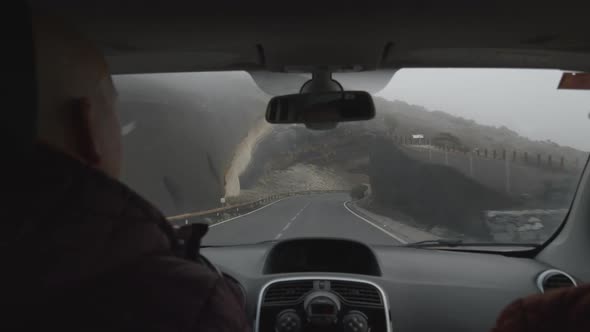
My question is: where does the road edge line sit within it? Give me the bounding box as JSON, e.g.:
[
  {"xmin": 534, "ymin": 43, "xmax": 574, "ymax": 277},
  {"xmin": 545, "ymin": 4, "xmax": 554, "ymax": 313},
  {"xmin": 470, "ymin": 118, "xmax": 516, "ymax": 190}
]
[
  {"xmin": 343, "ymin": 201, "xmax": 408, "ymax": 244},
  {"xmin": 209, "ymin": 197, "xmax": 288, "ymax": 228}
]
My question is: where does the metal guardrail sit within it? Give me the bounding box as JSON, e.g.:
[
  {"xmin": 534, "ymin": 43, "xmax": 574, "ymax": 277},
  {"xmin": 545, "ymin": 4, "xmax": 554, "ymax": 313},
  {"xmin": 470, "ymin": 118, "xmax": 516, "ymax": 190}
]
[
  {"xmin": 167, "ymin": 190, "xmax": 348, "ymax": 227},
  {"xmin": 398, "ymin": 141, "xmax": 584, "ymax": 174}
]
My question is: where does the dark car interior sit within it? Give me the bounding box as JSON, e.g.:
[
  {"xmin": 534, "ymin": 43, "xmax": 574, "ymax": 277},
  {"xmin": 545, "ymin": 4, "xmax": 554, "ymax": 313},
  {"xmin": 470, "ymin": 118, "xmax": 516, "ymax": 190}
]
[{"xmin": 11, "ymin": 1, "xmax": 590, "ymax": 332}]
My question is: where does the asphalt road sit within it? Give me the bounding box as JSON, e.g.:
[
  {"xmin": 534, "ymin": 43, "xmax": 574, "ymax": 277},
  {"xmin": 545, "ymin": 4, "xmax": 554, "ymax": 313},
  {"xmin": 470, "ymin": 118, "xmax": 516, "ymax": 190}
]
[{"xmin": 202, "ymin": 193, "xmax": 403, "ymax": 246}]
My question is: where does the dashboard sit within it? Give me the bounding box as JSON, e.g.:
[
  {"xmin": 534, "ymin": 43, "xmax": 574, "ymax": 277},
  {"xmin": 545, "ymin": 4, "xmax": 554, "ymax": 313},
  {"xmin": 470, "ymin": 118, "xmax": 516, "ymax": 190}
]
[
  {"xmin": 263, "ymin": 239, "xmax": 381, "ymax": 276},
  {"xmin": 201, "ymin": 238, "xmax": 573, "ymax": 332}
]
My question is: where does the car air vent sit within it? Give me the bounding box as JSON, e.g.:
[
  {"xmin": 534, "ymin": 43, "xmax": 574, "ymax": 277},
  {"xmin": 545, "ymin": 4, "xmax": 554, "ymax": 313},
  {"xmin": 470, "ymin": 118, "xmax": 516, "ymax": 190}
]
[
  {"xmin": 330, "ymin": 281, "xmax": 383, "ymax": 306},
  {"xmin": 263, "ymin": 280, "xmax": 314, "ymax": 305},
  {"xmin": 537, "ymin": 270, "xmax": 577, "ymax": 293}
]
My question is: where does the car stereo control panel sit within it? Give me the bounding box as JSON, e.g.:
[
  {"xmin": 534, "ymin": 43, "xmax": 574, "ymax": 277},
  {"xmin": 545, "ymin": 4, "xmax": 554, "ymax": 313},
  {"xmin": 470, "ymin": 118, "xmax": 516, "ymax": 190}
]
[{"xmin": 256, "ymin": 277, "xmax": 391, "ymax": 332}]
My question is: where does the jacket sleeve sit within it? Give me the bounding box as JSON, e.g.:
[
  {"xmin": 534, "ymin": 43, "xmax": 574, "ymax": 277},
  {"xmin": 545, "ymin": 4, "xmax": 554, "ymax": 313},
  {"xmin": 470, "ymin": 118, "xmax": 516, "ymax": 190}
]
[
  {"xmin": 490, "ymin": 284, "xmax": 590, "ymax": 332},
  {"xmin": 195, "ymin": 277, "xmax": 252, "ymax": 332},
  {"xmin": 490, "ymin": 299, "xmax": 528, "ymax": 332}
]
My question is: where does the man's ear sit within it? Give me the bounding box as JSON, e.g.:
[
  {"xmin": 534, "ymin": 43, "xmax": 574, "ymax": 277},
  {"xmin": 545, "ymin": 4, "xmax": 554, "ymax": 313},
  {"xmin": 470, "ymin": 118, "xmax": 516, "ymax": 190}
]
[{"xmin": 70, "ymin": 97, "xmax": 101, "ymax": 166}]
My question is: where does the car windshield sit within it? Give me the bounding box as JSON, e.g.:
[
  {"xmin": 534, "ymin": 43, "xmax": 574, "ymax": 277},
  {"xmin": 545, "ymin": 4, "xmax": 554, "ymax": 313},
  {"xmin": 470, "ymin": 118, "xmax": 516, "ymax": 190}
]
[{"xmin": 117, "ymin": 69, "xmax": 589, "ymax": 248}]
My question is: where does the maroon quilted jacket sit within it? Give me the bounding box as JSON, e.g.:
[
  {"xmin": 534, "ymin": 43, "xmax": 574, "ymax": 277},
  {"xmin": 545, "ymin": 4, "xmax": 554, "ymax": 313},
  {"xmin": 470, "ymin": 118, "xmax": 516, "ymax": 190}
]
[
  {"xmin": 491, "ymin": 283, "xmax": 590, "ymax": 332},
  {"xmin": 4, "ymin": 145, "xmax": 251, "ymax": 331}
]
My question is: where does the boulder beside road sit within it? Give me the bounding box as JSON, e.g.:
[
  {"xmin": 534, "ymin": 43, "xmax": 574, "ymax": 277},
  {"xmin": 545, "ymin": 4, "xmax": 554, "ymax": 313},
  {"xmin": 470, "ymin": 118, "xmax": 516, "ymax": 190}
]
[{"xmin": 484, "ymin": 209, "xmax": 568, "ymax": 242}]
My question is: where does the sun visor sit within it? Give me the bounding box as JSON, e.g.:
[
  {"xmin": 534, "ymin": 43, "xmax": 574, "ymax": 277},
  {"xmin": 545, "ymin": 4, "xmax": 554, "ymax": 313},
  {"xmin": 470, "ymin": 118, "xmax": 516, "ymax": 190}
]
[{"xmin": 558, "ymin": 72, "xmax": 590, "ymax": 90}]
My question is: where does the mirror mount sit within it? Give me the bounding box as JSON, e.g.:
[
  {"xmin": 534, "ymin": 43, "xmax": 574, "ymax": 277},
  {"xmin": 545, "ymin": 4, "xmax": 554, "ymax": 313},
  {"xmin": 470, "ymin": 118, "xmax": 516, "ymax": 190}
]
[
  {"xmin": 305, "ymin": 122, "xmax": 338, "ymax": 130},
  {"xmin": 299, "ymin": 70, "xmax": 344, "ymax": 129},
  {"xmin": 300, "ymin": 69, "xmax": 343, "ymax": 94}
]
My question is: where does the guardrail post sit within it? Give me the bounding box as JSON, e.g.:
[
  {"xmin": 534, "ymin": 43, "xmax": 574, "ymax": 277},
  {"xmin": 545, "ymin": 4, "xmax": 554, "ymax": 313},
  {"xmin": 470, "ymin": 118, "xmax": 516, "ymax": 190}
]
[
  {"xmin": 560, "ymin": 156, "xmax": 564, "ymax": 169},
  {"xmin": 505, "ymin": 157, "xmax": 511, "ymax": 194}
]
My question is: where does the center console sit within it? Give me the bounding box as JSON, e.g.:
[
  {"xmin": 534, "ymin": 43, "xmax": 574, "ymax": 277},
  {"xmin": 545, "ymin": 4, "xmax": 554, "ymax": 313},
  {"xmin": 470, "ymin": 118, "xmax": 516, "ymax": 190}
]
[{"xmin": 256, "ymin": 277, "xmax": 391, "ymax": 332}]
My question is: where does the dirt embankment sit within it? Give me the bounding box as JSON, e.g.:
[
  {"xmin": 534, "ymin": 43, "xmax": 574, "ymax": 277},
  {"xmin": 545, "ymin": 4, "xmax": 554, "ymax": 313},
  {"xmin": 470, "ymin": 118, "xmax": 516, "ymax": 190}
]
[{"xmin": 232, "ymin": 123, "xmax": 374, "ymax": 201}]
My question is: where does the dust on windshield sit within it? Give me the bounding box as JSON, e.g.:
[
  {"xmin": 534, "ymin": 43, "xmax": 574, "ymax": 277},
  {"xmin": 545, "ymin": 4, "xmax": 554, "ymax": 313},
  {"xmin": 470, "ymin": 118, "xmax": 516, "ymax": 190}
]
[{"xmin": 116, "ymin": 69, "xmax": 589, "ymax": 247}]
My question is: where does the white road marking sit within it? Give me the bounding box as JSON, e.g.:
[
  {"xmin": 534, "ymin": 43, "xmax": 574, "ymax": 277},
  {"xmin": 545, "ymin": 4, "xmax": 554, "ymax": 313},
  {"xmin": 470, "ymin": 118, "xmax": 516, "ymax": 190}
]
[
  {"xmin": 121, "ymin": 121, "xmax": 136, "ymax": 136},
  {"xmin": 209, "ymin": 197, "xmax": 288, "ymax": 228},
  {"xmin": 343, "ymin": 201, "xmax": 408, "ymax": 244},
  {"xmin": 277, "ymin": 202, "xmax": 310, "ymax": 238},
  {"xmin": 291, "ymin": 202, "xmax": 310, "ymax": 221},
  {"xmin": 282, "ymin": 222, "xmax": 292, "ymax": 231}
]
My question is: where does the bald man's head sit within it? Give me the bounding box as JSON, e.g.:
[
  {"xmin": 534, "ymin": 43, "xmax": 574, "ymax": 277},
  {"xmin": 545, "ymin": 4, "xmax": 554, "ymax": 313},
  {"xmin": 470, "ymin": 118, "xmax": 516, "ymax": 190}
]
[{"xmin": 33, "ymin": 16, "xmax": 122, "ymax": 178}]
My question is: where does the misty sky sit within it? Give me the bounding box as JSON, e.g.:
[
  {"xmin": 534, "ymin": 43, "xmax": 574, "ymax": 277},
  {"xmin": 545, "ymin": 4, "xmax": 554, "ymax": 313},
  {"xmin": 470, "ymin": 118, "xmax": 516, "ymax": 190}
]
[{"xmin": 377, "ymin": 69, "xmax": 590, "ymax": 151}]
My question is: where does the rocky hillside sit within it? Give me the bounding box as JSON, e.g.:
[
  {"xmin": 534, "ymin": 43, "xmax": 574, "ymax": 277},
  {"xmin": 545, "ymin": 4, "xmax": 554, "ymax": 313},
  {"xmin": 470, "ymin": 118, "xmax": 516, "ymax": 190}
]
[
  {"xmin": 236, "ymin": 96, "xmax": 586, "ymax": 238},
  {"xmin": 375, "ymin": 98, "xmax": 587, "ymax": 162},
  {"xmin": 241, "ymin": 95, "xmax": 588, "ymax": 195}
]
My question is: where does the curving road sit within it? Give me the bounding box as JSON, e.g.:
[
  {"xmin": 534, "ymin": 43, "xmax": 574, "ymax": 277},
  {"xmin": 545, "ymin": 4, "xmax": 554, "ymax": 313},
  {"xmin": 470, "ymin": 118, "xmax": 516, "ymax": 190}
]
[{"xmin": 202, "ymin": 193, "xmax": 403, "ymax": 246}]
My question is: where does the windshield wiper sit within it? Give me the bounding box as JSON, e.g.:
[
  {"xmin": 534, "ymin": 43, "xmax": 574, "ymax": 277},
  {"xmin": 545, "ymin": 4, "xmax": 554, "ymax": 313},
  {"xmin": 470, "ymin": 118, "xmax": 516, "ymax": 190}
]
[
  {"xmin": 405, "ymin": 239, "xmax": 540, "ymax": 249},
  {"xmin": 405, "ymin": 239, "xmax": 464, "ymax": 248}
]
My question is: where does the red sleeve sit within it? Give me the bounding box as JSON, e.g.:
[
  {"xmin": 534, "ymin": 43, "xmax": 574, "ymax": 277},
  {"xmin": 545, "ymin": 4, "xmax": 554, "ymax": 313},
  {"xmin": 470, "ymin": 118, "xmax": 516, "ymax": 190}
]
[
  {"xmin": 491, "ymin": 284, "xmax": 590, "ymax": 332},
  {"xmin": 490, "ymin": 299, "xmax": 528, "ymax": 332}
]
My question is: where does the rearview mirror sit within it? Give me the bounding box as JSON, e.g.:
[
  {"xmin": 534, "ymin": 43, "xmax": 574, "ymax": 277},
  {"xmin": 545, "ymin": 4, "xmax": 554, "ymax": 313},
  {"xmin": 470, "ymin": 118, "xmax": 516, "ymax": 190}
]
[{"xmin": 266, "ymin": 91, "xmax": 375, "ymax": 125}]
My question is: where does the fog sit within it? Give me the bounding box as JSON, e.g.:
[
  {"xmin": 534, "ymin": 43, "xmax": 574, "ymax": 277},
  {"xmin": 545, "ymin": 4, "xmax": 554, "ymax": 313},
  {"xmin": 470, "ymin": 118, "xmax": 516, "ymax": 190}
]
[
  {"xmin": 116, "ymin": 69, "xmax": 589, "ymax": 216},
  {"xmin": 378, "ymin": 69, "xmax": 590, "ymax": 151}
]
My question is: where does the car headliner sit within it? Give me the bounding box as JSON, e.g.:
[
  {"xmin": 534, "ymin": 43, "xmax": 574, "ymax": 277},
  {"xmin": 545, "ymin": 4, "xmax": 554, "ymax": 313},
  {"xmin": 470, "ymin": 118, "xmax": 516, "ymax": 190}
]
[{"xmin": 30, "ymin": 1, "xmax": 590, "ymax": 74}]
